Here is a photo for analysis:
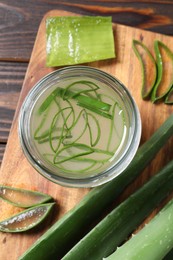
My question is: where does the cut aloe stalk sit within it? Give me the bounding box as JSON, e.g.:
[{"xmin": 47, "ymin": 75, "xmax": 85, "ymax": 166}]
[
  {"xmin": 105, "ymin": 198, "xmax": 173, "ymax": 260},
  {"xmin": 132, "ymin": 40, "xmax": 157, "ymax": 99},
  {"xmin": 0, "ymin": 185, "xmax": 52, "ymax": 208},
  {"xmin": 151, "ymin": 40, "xmax": 173, "ymax": 102},
  {"xmin": 46, "ymin": 16, "xmax": 115, "ymax": 67},
  {"xmin": 0, "ymin": 203, "xmax": 55, "ymax": 233}
]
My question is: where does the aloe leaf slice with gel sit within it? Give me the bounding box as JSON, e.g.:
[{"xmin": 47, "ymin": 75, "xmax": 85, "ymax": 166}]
[
  {"xmin": 132, "ymin": 40, "xmax": 157, "ymax": 99},
  {"xmin": 0, "ymin": 185, "xmax": 53, "ymax": 208},
  {"xmin": 151, "ymin": 40, "xmax": 173, "ymax": 102},
  {"xmin": 0, "ymin": 203, "xmax": 55, "ymax": 233},
  {"xmin": 46, "ymin": 16, "xmax": 115, "ymax": 67}
]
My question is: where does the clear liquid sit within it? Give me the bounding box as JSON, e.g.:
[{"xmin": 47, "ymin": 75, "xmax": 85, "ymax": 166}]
[{"xmin": 30, "ymin": 77, "xmax": 130, "ymax": 178}]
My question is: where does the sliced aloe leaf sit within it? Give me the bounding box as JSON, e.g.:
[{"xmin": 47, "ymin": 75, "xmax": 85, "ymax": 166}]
[
  {"xmin": 0, "ymin": 203, "xmax": 55, "ymax": 233},
  {"xmin": 87, "ymin": 112, "xmax": 101, "ymax": 147},
  {"xmin": 151, "ymin": 40, "xmax": 173, "ymax": 102},
  {"xmin": 62, "ymin": 109, "xmax": 88, "ymax": 145},
  {"xmin": 62, "ymin": 80, "xmax": 100, "ymax": 99},
  {"xmin": 0, "ymin": 185, "xmax": 52, "ymax": 208},
  {"xmin": 132, "ymin": 40, "xmax": 157, "ymax": 99},
  {"xmin": 54, "ymin": 143, "xmax": 94, "ymax": 164},
  {"xmin": 165, "ymin": 87, "xmax": 173, "ymax": 104},
  {"xmin": 46, "ymin": 16, "xmax": 115, "ymax": 67}
]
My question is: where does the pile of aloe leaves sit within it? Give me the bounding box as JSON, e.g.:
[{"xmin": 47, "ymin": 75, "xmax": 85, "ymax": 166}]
[{"xmin": 133, "ymin": 40, "xmax": 173, "ymax": 104}]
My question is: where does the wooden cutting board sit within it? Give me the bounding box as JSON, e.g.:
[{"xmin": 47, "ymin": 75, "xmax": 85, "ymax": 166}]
[{"xmin": 0, "ymin": 9, "xmax": 173, "ymax": 260}]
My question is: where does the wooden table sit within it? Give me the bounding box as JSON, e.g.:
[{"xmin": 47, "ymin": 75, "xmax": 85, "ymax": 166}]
[
  {"xmin": 0, "ymin": 1, "xmax": 173, "ymax": 259},
  {"xmin": 1, "ymin": 0, "xmax": 173, "ymax": 164}
]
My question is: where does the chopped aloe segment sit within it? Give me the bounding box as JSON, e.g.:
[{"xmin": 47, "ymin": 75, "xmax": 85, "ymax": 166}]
[
  {"xmin": 54, "ymin": 143, "xmax": 94, "ymax": 164},
  {"xmin": 0, "ymin": 203, "xmax": 55, "ymax": 233},
  {"xmin": 77, "ymin": 103, "xmax": 112, "ymax": 119},
  {"xmin": 38, "ymin": 88, "xmax": 61, "ymax": 115},
  {"xmin": 46, "ymin": 16, "xmax": 115, "ymax": 67},
  {"xmin": 87, "ymin": 113, "xmax": 101, "ymax": 147},
  {"xmin": 0, "ymin": 185, "xmax": 52, "ymax": 208},
  {"xmin": 61, "ymin": 80, "xmax": 100, "ymax": 99},
  {"xmin": 165, "ymin": 87, "xmax": 173, "ymax": 104},
  {"xmin": 38, "ymin": 86, "xmax": 112, "ymax": 115},
  {"xmin": 151, "ymin": 40, "xmax": 173, "ymax": 102},
  {"xmin": 132, "ymin": 40, "xmax": 157, "ymax": 99}
]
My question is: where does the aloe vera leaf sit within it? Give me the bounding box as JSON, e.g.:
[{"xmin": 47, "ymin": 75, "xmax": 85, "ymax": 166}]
[
  {"xmin": 0, "ymin": 186, "xmax": 52, "ymax": 208},
  {"xmin": 107, "ymin": 102, "xmax": 125, "ymax": 152},
  {"xmin": 151, "ymin": 40, "xmax": 173, "ymax": 102},
  {"xmin": 44, "ymin": 153, "xmax": 102, "ymax": 174},
  {"xmin": 165, "ymin": 87, "xmax": 173, "ymax": 104},
  {"xmin": 19, "ymin": 114, "xmax": 173, "ymax": 260},
  {"xmin": 49, "ymin": 107, "xmax": 73, "ymax": 152},
  {"xmin": 62, "ymin": 80, "xmax": 100, "ymax": 99},
  {"xmin": 38, "ymin": 87, "xmax": 111, "ymax": 116},
  {"xmin": 61, "ymin": 87, "xmax": 112, "ymax": 112},
  {"xmin": 86, "ymin": 112, "xmax": 101, "ymax": 147},
  {"xmin": 62, "ymin": 109, "xmax": 88, "ymax": 145},
  {"xmin": 164, "ymin": 247, "xmax": 173, "ymax": 259},
  {"xmin": 53, "ymin": 143, "xmax": 94, "ymax": 164},
  {"xmin": 75, "ymin": 95, "xmax": 111, "ymax": 112},
  {"xmin": 0, "ymin": 203, "xmax": 55, "ymax": 233},
  {"xmin": 77, "ymin": 103, "xmax": 112, "ymax": 119},
  {"xmin": 46, "ymin": 16, "xmax": 115, "ymax": 67},
  {"xmin": 38, "ymin": 134, "xmax": 72, "ymax": 144},
  {"xmin": 54, "ymin": 147, "xmax": 114, "ymax": 168},
  {"xmin": 38, "ymin": 88, "xmax": 61, "ymax": 115},
  {"xmin": 105, "ymin": 196, "xmax": 173, "ymax": 260},
  {"xmin": 132, "ymin": 40, "xmax": 157, "ymax": 99},
  {"xmin": 63, "ymin": 160, "xmax": 173, "ymax": 260}
]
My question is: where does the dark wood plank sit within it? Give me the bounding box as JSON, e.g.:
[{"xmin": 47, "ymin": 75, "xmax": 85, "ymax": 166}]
[
  {"xmin": 0, "ymin": 0, "xmax": 173, "ymax": 61},
  {"xmin": 0, "ymin": 61, "xmax": 27, "ymax": 164},
  {"xmin": 0, "ymin": 143, "xmax": 6, "ymax": 164}
]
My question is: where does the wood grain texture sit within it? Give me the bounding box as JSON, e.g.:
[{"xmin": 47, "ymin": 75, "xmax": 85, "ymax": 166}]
[
  {"xmin": 0, "ymin": 9, "xmax": 173, "ymax": 260},
  {"xmin": 0, "ymin": 62, "xmax": 27, "ymax": 141},
  {"xmin": 0, "ymin": 0, "xmax": 173, "ymax": 165},
  {"xmin": 0, "ymin": 0, "xmax": 173, "ymax": 61}
]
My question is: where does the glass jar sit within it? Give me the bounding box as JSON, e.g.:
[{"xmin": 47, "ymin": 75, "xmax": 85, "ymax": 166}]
[{"xmin": 18, "ymin": 66, "xmax": 141, "ymax": 188}]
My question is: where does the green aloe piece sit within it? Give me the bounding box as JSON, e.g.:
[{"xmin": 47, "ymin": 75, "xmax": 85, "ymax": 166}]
[
  {"xmin": 0, "ymin": 203, "xmax": 55, "ymax": 233},
  {"xmin": 132, "ymin": 40, "xmax": 157, "ymax": 99},
  {"xmin": 105, "ymin": 198, "xmax": 173, "ymax": 260},
  {"xmin": 46, "ymin": 16, "xmax": 115, "ymax": 67},
  {"xmin": 151, "ymin": 40, "xmax": 173, "ymax": 102},
  {"xmin": 0, "ymin": 185, "xmax": 52, "ymax": 208},
  {"xmin": 38, "ymin": 86, "xmax": 112, "ymax": 117},
  {"xmin": 54, "ymin": 143, "xmax": 94, "ymax": 164},
  {"xmin": 165, "ymin": 87, "xmax": 173, "ymax": 104}
]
